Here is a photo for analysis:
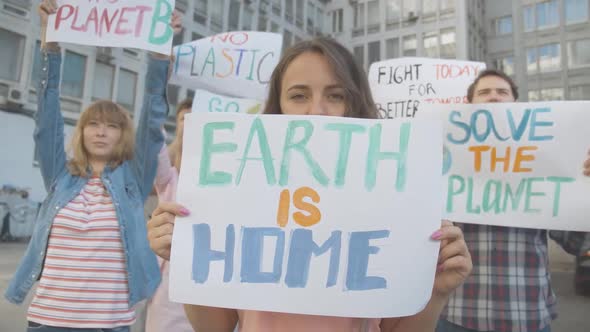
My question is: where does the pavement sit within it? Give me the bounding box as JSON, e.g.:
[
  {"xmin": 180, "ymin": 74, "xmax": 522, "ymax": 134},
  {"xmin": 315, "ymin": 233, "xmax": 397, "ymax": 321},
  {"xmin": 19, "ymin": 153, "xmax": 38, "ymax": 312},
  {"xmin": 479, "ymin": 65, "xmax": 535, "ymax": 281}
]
[{"xmin": 0, "ymin": 241, "xmax": 589, "ymax": 332}]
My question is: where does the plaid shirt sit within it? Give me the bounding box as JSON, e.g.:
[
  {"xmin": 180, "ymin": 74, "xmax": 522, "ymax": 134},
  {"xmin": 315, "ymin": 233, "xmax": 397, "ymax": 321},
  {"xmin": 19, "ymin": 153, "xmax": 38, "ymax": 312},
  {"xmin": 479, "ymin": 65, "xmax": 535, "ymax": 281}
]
[{"xmin": 441, "ymin": 223, "xmax": 590, "ymax": 332}]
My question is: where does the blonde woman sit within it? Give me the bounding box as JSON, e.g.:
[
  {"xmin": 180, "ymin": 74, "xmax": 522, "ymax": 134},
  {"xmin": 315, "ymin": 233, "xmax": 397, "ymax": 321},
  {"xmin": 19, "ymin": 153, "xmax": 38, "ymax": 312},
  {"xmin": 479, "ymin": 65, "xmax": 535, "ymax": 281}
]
[{"xmin": 4, "ymin": 1, "xmax": 179, "ymax": 331}]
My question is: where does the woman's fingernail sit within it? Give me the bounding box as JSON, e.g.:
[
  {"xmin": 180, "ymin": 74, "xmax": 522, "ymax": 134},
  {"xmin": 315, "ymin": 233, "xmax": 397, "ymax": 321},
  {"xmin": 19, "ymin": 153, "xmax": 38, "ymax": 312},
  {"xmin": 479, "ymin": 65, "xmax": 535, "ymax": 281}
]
[
  {"xmin": 179, "ymin": 208, "xmax": 190, "ymax": 216},
  {"xmin": 431, "ymin": 230, "xmax": 442, "ymax": 240}
]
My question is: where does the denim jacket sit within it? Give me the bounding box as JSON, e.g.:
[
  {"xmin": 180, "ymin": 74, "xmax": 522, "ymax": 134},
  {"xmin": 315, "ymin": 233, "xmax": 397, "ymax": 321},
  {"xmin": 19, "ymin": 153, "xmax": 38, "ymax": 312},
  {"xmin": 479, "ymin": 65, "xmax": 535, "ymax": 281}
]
[{"xmin": 4, "ymin": 50, "xmax": 169, "ymax": 307}]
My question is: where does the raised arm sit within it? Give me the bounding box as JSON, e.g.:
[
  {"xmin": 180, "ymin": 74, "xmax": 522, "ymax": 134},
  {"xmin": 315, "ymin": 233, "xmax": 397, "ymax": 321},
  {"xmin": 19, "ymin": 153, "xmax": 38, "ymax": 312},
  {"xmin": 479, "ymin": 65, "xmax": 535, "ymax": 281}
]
[
  {"xmin": 34, "ymin": 0, "xmax": 67, "ymax": 191},
  {"xmin": 132, "ymin": 12, "xmax": 182, "ymax": 201}
]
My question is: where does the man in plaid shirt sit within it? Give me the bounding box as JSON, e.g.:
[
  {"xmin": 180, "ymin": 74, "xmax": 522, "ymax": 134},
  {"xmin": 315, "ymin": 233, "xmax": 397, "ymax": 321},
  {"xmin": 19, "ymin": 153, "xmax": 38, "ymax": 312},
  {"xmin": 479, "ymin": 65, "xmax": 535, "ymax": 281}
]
[{"xmin": 437, "ymin": 69, "xmax": 590, "ymax": 332}]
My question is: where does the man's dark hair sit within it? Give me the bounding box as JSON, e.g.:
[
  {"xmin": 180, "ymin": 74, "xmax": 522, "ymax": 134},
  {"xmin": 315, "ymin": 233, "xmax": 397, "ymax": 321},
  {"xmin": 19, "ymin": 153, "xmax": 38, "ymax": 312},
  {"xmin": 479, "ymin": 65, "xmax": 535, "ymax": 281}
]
[{"xmin": 467, "ymin": 69, "xmax": 519, "ymax": 102}]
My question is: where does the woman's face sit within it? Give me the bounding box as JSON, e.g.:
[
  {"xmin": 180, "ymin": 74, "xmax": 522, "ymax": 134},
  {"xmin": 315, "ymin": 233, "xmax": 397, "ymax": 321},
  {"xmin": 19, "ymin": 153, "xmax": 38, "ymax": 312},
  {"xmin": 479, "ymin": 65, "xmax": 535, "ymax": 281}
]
[{"xmin": 279, "ymin": 52, "xmax": 347, "ymax": 117}]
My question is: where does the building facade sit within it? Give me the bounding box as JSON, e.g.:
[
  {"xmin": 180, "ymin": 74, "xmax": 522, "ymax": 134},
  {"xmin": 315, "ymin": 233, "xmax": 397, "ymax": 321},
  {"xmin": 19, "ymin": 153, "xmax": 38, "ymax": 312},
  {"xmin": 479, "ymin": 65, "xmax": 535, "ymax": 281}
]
[{"xmin": 1, "ymin": 0, "xmax": 589, "ymax": 202}]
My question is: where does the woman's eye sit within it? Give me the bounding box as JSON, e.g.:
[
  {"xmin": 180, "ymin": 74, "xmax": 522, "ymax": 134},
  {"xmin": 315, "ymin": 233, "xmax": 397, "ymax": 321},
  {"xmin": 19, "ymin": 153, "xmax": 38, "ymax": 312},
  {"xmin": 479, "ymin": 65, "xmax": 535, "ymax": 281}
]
[
  {"xmin": 290, "ymin": 93, "xmax": 307, "ymax": 101},
  {"xmin": 107, "ymin": 123, "xmax": 119, "ymax": 129},
  {"xmin": 327, "ymin": 93, "xmax": 345, "ymax": 102}
]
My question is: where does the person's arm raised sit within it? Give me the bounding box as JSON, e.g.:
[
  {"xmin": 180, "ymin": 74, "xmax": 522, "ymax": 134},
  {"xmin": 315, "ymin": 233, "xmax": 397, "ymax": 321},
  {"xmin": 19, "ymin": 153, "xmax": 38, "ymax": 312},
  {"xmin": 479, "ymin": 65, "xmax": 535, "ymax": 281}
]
[
  {"xmin": 34, "ymin": 0, "xmax": 67, "ymax": 190},
  {"xmin": 132, "ymin": 11, "xmax": 182, "ymax": 200}
]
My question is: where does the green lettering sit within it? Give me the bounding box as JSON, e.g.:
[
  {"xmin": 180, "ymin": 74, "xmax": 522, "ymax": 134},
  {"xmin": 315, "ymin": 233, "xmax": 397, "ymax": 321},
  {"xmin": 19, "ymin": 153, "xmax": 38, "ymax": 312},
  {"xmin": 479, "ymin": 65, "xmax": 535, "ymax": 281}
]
[
  {"xmin": 446, "ymin": 175, "xmax": 465, "ymax": 213},
  {"xmin": 235, "ymin": 118, "xmax": 276, "ymax": 185},
  {"xmin": 365, "ymin": 123, "xmax": 410, "ymax": 192},
  {"xmin": 547, "ymin": 176, "xmax": 575, "ymax": 217},
  {"xmin": 199, "ymin": 122, "xmax": 237, "ymax": 186},
  {"xmin": 279, "ymin": 120, "xmax": 329, "ymax": 186},
  {"xmin": 524, "ymin": 177, "xmax": 545, "ymax": 213},
  {"xmin": 148, "ymin": 0, "xmax": 173, "ymax": 45},
  {"xmin": 324, "ymin": 123, "xmax": 366, "ymax": 187},
  {"xmin": 482, "ymin": 180, "xmax": 502, "ymax": 213}
]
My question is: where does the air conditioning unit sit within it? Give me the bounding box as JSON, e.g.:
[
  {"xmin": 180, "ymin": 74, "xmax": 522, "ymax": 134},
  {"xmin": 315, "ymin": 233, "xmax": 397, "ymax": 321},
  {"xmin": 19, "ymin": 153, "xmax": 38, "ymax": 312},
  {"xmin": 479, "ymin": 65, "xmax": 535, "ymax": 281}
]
[
  {"xmin": 2, "ymin": 2, "xmax": 31, "ymax": 19},
  {"xmin": 8, "ymin": 87, "xmax": 24, "ymax": 105},
  {"xmin": 407, "ymin": 11, "xmax": 419, "ymax": 21},
  {"xmin": 96, "ymin": 47, "xmax": 114, "ymax": 63}
]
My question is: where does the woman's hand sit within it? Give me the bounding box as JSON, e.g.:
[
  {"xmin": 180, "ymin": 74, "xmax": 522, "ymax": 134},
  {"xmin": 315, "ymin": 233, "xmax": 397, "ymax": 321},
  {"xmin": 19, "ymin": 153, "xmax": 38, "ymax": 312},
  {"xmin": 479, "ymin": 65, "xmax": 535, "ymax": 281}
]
[
  {"xmin": 430, "ymin": 220, "xmax": 472, "ymax": 298},
  {"xmin": 38, "ymin": 0, "xmax": 59, "ymax": 50},
  {"xmin": 147, "ymin": 201, "xmax": 190, "ymax": 260}
]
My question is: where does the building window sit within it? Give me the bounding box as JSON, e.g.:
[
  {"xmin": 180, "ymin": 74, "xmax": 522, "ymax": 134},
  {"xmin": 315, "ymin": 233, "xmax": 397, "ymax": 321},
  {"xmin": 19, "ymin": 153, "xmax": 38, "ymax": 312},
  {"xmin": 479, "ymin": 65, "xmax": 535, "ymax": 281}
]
[
  {"xmin": 524, "ymin": 1, "xmax": 559, "ymax": 31},
  {"xmin": 440, "ymin": 28, "xmax": 456, "ymax": 59},
  {"xmin": 228, "ymin": 0, "xmax": 240, "ymax": 30},
  {"xmin": 316, "ymin": 7, "xmax": 324, "ymax": 34},
  {"xmin": 523, "ymin": 5, "xmax": 535, "ymax": 31},
  {"xmin": 536, "ymin": 0, "xmax": 559, "ymax": 29},
  {"xmin": 530, "ymin": 88, "xmax": 564, "ymax": 101},
  {"xmin": 210, "ymin": 0, "xmax": 224, "ymax": 32},
  {"xmin": 403, "ymin": 35, "xmax": 417, "ymax": 56},
  {"xmin": 242, "ymin": 7, "xmax": 254, "ymax": 30},
  {"xmin": 172, "ymin": 29, "xmax": 184, "ymax": 46},
  {"xmin": 92, "ymin": 62, "xmax": 114, "ymax": 101},
  {"xmin": 285, "ymin": 0, "xmax": 294, "ymax": 23},
  {"xmin": 385, "ymin": 0, "xmax": 401, "ymax": 27},
  {"xmin": 386, "ymin": 37, "xmax": 399, "ymax": 59},
  {"xmin": 117, "ymin": 69, "xmax": 137, "ymax": 113},
  {"xmin": 494, "ymin": 16, "xmax": 512, "ymax": 35},
  {"xmin": 30, "ymin": 41, "xmax": 42, "ymax": 89},
  {"xmin": 332, "ymin": 9, "xmax": 343, "ymax": 33},
  {"xmin": 295, "ymin": 0, "xmax": 304, "ymax": 28},
  {"xmin": 193, "ymin": 0, "xmax": 207, "ymax": 25},
  {"xmin": 565, "ymin": 0, "xmax": 589, "ymax": 24},
  {"xmin": 402, "ymin": 0, "xmax": 417, "ymax": 19},
  {"xmin": 423, "ymin": 0, "xmax": 437, "ymax": 14},
  {"xmin": 0, "ymin": 28, "xmax": 25, "ymax": 82},
  {"xmin": 354, "ymin": 45, "xmax": 364, "ymax": 68},
  {"xmin": 192, "ymin": 32, "xmax": 204, "ymax": 41},
  {"xmin": 307, "ymin": 2, "xmax": 316, "ymax": 33},
  {"xmin": 272, "ymin": 0, "xmax": 281, "ymax": 16},
  {"xmin": 527, "ymin": 47, "xmax": 538, "ymax": 73},
  {"xmin": 568, "ymin": 38, "xmax": 590, "ymax": 67},
  {"xmin": 283, "ymin": 30, "xmax": 293, "ymax": 51},
  {"xmin": 423, "ymin": 32, "xmax": 438, "ymax": 58},
  {"xmin": 527, "ymin": 43, "xmax": 561, "ymax": 73},
  {"xmin": 271, "ymin": 21, "xmax": 280, "ymax": 32},
  {"xmin": 440, "ymin": 0, "xmax": 455, "ymax": 11},
  {"xmin": 368, "ymin": 41, "xmax": 381, "ymax": 66},
  {"xmin": 167, "ymin": 84, "xmax": 180, "ymax": 115},
  {"xmin": 538, "ymin": 43, "xmax": 561, "ymax": 72},
  {"xmin": 258, "ymin": 15, "xmax": 268, "ymax": 31},
  {"xmin": 353, "ymin": 2, "xmax": 365, "ymax": 29},
  {"xmin": 495, "ymin": 56, "xmax": 515, "ymax": 76},
  {"xmin": 367, "ymin": 0, "xmax": 380, "ymax": 32},
  {"xmin": 570, "ymin": 84, "xmax": 590, "ymax": 99},
  {"xmin": 61, "ymin": 51, "xmax": 86, "ymax": 99}
]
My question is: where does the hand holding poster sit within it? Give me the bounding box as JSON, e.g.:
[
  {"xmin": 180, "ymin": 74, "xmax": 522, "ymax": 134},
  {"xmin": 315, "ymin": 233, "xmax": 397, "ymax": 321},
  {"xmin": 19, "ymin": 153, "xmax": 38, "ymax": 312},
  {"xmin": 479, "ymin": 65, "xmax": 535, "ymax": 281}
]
[
  {"xmin": 170, "ymin": 32, "xmax": 282, "ymax": 100},
  {"xmin": 369, "ymin": 57, "xmax": 486, "ymax": 119},
  {"xmin": 192, "ymin": 89, "xmax": 263, "ymax": 115},
  {"xmin": 169, "ymin": 113, "xmax": 443, "ymax": 318},
  {"xmin": 46, "ymin": 0, "xmax": 175, "ymax": 55},
  {"xmin": 441, "ymin": 101, "xmax": 590, "ymax": 231}
]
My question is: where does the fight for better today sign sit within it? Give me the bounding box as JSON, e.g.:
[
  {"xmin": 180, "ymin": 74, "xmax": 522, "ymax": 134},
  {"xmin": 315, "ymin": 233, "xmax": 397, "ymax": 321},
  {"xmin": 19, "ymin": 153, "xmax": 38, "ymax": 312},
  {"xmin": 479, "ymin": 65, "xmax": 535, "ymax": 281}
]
[
  {"xmin": 169, "ymin": 112, "xmax": 443, "ymax": 318},
  {"xmin": 46, "ymin": 0, "xmax": 176, "ymax": 55},
  {"xmin": 369, "ymin": 57, "xmax": 486, "ymax": 119}
]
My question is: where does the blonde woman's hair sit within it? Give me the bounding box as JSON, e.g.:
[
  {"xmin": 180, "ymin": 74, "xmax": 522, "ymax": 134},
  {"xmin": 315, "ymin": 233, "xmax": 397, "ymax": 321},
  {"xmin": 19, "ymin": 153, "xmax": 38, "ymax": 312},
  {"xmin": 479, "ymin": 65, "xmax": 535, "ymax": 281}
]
[{"xmin": 68, "ymin": 100, "xmax": 135, "ymax": 176}]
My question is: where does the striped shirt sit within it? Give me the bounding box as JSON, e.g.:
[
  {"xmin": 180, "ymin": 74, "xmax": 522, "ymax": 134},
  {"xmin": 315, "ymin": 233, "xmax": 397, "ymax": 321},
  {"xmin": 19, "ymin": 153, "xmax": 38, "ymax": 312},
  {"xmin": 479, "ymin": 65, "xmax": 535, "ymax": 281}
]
[{"xmin": 27, "ymin": 177, "xmax": 135, "ymax": 328}]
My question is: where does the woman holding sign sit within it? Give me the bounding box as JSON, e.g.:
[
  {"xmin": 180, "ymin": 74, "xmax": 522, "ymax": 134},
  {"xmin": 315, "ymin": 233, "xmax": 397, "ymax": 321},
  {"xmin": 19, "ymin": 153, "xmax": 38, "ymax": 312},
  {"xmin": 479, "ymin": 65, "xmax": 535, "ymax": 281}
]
[
  {"xmin": 147, "ymin": 37, "xmax": 472, "ymax": 332},
  {"xmin": 4, "ymin": 1, "xmax": 179, "ymax": 332}
]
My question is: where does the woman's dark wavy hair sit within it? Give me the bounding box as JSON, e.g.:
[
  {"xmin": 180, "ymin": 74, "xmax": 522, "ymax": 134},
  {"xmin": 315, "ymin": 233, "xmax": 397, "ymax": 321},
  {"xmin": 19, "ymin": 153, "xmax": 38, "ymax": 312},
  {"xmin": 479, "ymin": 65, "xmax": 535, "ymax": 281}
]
[{"xmin": 262, "ymin": 37, "xmax": 379, "ymax": 119}]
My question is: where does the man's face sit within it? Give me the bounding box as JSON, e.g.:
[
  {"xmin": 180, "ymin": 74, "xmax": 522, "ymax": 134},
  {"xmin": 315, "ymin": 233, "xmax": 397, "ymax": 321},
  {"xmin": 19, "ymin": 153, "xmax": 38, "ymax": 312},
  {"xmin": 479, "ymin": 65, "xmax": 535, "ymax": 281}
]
[{"xmin": 471, "ymin": 75, "xmax": 515, "ymax": 104}]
